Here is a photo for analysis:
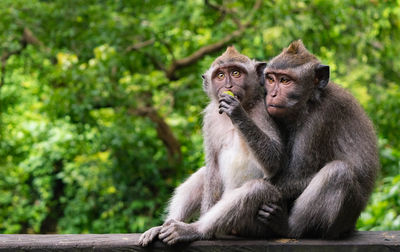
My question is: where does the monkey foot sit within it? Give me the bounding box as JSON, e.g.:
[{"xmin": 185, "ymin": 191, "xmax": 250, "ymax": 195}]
[
  {"xmin": 158, "ymin": 219, "xmax": 202, "ymax": 245},
  {"xmin": 138, "ymin": 226, "xmax": 162, "ymax": 246}
]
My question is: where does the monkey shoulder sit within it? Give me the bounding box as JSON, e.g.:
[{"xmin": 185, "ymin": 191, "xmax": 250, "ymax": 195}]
[
  {"xmin": 309, "ymin": 83, "xmax": 378, "ymax": 163},
  {"xmin": 307, "ymin": 83, "xmax": 373, "ymax": 137},
  {"xmin": 321, "ymin": 83, "xmax": 368, "ymax": 120}
]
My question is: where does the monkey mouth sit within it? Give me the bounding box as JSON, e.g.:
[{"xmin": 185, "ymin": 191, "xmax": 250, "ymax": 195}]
[
  {"xmin": 268, "ymin": 104, "xmax": 285, "ymax": 109},
  {"xmin": 267, "ymin": 104, "xmax": 287, "ymax": 117}
]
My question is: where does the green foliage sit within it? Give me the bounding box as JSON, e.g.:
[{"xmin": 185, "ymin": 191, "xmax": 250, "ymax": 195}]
[
  {"xmin": 0, "ymin": 0, "xmax": 399, "ymax": 233},
  {"xmin": 358, "ymin": 175, "xmax": 400, "ymax": 231}
]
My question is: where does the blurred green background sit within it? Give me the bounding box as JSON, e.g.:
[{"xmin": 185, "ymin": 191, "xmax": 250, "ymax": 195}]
[{"xmin": 0, "ymin": 0, "xmax": 399, "ymax": 234}]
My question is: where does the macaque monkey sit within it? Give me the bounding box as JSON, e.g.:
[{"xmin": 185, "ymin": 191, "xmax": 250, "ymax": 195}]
[
  {"xmin": 258, "ymin": 40, "xmax": 379, "ymax": 238},
  {"xmin": 139, "ymin": 47, "xmax": 283, "ymax": 246}
]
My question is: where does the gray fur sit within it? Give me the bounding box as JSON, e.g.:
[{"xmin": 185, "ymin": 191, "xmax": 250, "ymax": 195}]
[
  {"xmin": 276, "ymin": 84, "xmax": 378, "ymax": 238},
  {"xmin": 260, "ymin": 41, "xmax": 379, "ymax": 239},
  {"xmin": 139, "ymin": 47, "xmax": 283, "ymax": 246}
]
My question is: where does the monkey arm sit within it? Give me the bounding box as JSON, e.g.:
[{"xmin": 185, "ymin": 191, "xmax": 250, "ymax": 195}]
[
  {"xmin": 234, "ymin": 114, "xmax": 282, "ymax": 177},
  {"xmin": 219, "ymin": 94, "xmax": 283, "ymax": 177}
]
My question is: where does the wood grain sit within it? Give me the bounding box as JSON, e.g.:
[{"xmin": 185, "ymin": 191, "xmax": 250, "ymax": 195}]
[{"xmin": 0, "ymin": 231, "xmax": 399, "ymax": 251}]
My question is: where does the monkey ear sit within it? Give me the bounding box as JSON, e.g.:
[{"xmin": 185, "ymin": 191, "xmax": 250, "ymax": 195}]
[
  {"xmin": 256, "ymin": 62, "xmax": 267, "ymax": 86},
  {"xmin": 256, "ymin": 62, "xmax": 267, "ymax": 77},
  {"xmin": 316, "ymin": 64, "xmax": 330, "ymax": 89}
]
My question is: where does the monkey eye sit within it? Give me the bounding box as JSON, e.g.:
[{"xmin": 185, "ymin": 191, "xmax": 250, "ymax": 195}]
[
  {"xmin": 217, "ymin": 72, "xmax": 225, "ymax": 80},
  {"xmin": 231, "ymin": 70, "xmax": 241, "ymax": 78},
  {"xmin": 266, "ymin": 75, "xmax": 274, "ymax": 84},
  {"xmin": 280, "ymin": 77, "xmax": 290, "ymax": 84}
]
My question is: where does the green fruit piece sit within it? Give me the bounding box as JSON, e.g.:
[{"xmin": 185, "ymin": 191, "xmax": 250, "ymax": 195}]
[{"xmin": 223, "ymin": 91, "xmax": 234, "ymax": 97}]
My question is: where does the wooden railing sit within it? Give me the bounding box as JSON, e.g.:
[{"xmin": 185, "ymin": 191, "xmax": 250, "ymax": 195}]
[{"xmin": 0, "ymin": 231, "xmax": 399, "ymax": 251}]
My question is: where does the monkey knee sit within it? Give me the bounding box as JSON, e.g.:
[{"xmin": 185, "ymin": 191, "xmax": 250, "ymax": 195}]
[
  {"xmin": 321, "ymin": 161, "xmax": 355, "ymax": 187},
  {"xmin": 241, "ymin": 179, "xmax": 281, "ymax": 204}
]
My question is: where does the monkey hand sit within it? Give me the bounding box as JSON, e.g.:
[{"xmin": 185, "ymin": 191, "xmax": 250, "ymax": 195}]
[
  {"xmin": 158, "ymin": 219, "xmax": 202, "ymax": 245},
  {"xmin": 258, "ymin": 203, "xmax": 289, "ymax": 237},
  {"xmin": 218, "ymin": 93, "xmax": 246, "ymax": 121},
  {"xmin": 138, "ymin": 225, "xmax": 162, "ymax": 246}
]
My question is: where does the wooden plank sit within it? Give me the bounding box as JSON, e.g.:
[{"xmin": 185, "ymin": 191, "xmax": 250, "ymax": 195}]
[{"xmin": 0, "ymin": 231, "xmax": 399, "ymax": 251}]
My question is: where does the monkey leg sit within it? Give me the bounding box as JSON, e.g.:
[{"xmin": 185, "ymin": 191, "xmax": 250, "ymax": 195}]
[
  {"xmin": 159, "ymin": 178, "xmax": 281, "ymax": 245},
  {"xmin": 138, "ymin": 167, "xmax": 205, "ymax": 246},
  {"xmin": 201, "ymin": 178, "xmax": 281, "ymax": 238},
  {"xmin": 288, "ymin": 160, "xmax": 364, "ymax": 238}
]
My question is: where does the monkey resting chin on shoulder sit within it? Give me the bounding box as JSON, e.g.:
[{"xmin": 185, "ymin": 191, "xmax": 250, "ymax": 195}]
[
  {"xmin": 139, "ymin": 46, "xmax": 284, "ymax": 246},
  {"xmin": 257, "ymin": 40, "xmax": 379, "ymax": 239}
]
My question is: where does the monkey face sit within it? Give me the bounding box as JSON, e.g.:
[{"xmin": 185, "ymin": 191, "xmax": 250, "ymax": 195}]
[
  {"xmin": 263, "ymin": 70, "xmax": 309, "ymax": 118},
  {"xmin": 263, "ymin": 62, "xmax": 330, "ymax": 119},
  {"xmin": 211, "ymin": 64, "xmax": 248, "ymax": 102},
  {"xmin": 264, "ymin": 71, "xmax": 293, "ymax": 117},
  {"xmin": 263, "ymin": 40, "xmax": 330, "ymax": 119}
]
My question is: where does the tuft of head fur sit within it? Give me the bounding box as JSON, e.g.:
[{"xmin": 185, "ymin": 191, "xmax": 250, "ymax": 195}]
[
  {"xmin": 212, "ymin": 46, "xmax": 251, "ymax": 67},
  {"xmin": 268, "ymin": 40, "xmax": 319, "ymax": 69}
]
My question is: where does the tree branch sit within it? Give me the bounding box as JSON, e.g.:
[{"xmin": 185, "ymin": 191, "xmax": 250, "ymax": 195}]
[
  {"xmin": 125, "ymin": 38, "xmax": 166, "ymax": 71},
  {"xmin": 127, "ymin": 1, "xmax": 261, "ymax": 80},
  {"xmin": 125, "ymin": 38, "xmax": 155, "ymax": 52},
  {"xmin": 128, "ymin": 106, "xmax": 182, "ymax": 166},
  {"xmin": 205, "ymin": 0, "xmax": 242, "ymax": 28},
  {"xmin": 165, "ymin": 28, "xmax": 245, "ymax": 80},
  {"xmin": 164, "ymin": 0, "xmax": 262, "ymax": 80}
]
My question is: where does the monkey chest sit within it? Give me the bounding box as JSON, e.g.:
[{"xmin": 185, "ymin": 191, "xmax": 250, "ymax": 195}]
[{"xmin": 217, "ymin": 130, "xmax": 264, "ymax": 192}]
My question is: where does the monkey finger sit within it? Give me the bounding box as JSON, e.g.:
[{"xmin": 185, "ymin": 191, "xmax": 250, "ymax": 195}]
[
  {"xmin": 258, "ymin": 209, "xmax": 271, "ymax": 219},
  {"xmin": 218, "ymin": 100, "xmax": 229, "ymax": 106},
  {"xmin": 159, "ymin": 228, "xmax": 174, "ymax": 240},
  {"xmin": 219, "ymin": 108, "xmax": 231, "ymax": 115},
  {"xmin": 218, "ymin": 102, "xmax": 232, "ymax": 111},
  {"xmin": 138, "ymin": 226, "xmax": 161, "ymax": 246},
  {"xmin": 260, "ymin": 204, "xmax": 277, "ymax": 215},
  {"xmin": 138, "ymin": 237, "xmax": 145, "ymax": 246},
  {"xmin": 139, "ymin": 235, "xmax": 151, "ymax": 246},
  {"xmin": 139, "ymin": 233, "xmax": 149, "ymax": 245},
  {"xmin": 218, "ymin": 101, "xmax": 231, "ymax": 108},
  {"xmin": 265, "ymin": 203, "xmax": 283, "ymax": 214},
  {"xmin": 228, "ymin": 95, "xmax": 238, "ymax": 102},
  {"xmin": 162, "ymin": 233, "xmax": 177, "ymax": 245},
  {"xmin": 218, "ymin": 96, "xmax": 234, "ymax": 105},
  {"xmin": 159, "ymin": 230, "xmax": 170, "ymax": 240},
  {"xmin": 268, "ymin": 203, "xmax": 283, "ymax": 213},
  {"xmin": 167, "ymin": 238, "xmax": 179, "ymax": 246},
  {"xmin": 218, "ymin": 103, "xmax": 230, "ymax": 110},
  {"xmin": 218, "ymin": 104, "xmax": 230, "ymax": 114},
  {"xmin": 165, "ymin": 233, "xmax": 177, "ymax": 242},
  {"xmin": 219, "ymin": 109, "xmax": 228, "ymax": 114}
]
